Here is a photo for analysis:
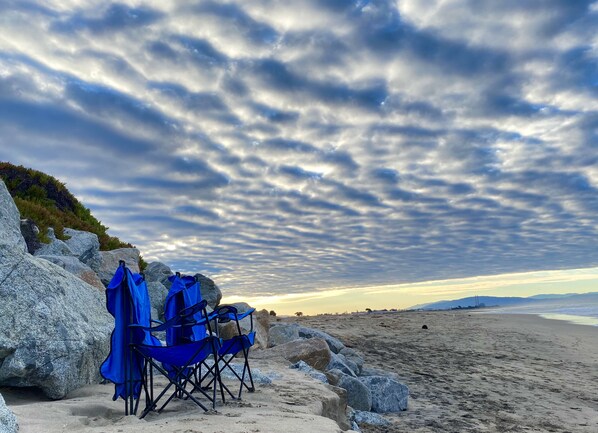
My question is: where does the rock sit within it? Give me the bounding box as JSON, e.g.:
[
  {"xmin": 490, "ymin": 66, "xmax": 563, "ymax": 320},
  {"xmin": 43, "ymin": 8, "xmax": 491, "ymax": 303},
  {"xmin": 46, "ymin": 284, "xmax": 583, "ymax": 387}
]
[
  {"xmin": 144, "ymin": 261, "xmax": 173, "ymax": 289},
  {"xmin": 268, "ymin": 338, "xmax": 332, "ymax": 371},
  {"xmin": 358, "ymin": 376, "xmax": 409, "ymax": 413},
  {"xmin": 297, "ymin": 326, "xmax": 345, "ymax": 353},
  {"xmin": 340, "ymin": 347, "xmax": 365, "ymax": 375},
  {"xmin": 33, "ymin": 228, "xmax": 74, "ymax": 257},
  {"xmin": 0, "ymin": 182, "xmax": 26, "ymax": 253},
  {"xmin": 325, "ymin": 368, "xmax": 344, "ymax": 386},
  {"xmin": 19, "ymin": 218, "xmax": 41, "ymax": 254},
  {"xmin": 146, "ymin": 281, "xmax": 168, "ymax": 321},
  {"xmin": 327, "ymin": 352, "xmax": 357, "ymax": 377},
  {"xmin": 352, "ymin": 410, "xmax": 390, "ymax": 427},
  {"xmin": 338, "ymin": 374, "xmax": 372, "ymax": 411},
  {"xmin": 321, "ymin": 385, "xmax": 350, "ymax": 431},
  {"xmin": 98, "ymin": 248, "xmax": 140, "ymax": 286},
  {"xmin": 63, "ymin": 228, "xmax": 102, "ymax": 273},
  {"xmin": 37, "ymin": 255, "xmax": 104, "ymax": 290},
  {"xmin": 0, "ymin": 179, "xmax": 112, "ymax": 399},
  {"xmin": 193, "ymin": 273, "xmax": 222, "ymax": 308},
  {"xmin": 268, "ymin": 323, "xmax": 301, "ymax": 347},
  {"xmin": 219, "ymin": 362, "xmax": 275, "ymax": 385},
  {"xmin": 422, "ymin": 324, "xmax": 428, "ymax": 329},
  {"xmin": 217, "ymin": 306, "xmax": 269, "ymax": 350},
  {"xmin": 290, "ymin": 360, "xmax": 328, "ymax": 383},
  {"xmin": 0, "ymin": 393, "xmax": 18, "ymax": 433}
]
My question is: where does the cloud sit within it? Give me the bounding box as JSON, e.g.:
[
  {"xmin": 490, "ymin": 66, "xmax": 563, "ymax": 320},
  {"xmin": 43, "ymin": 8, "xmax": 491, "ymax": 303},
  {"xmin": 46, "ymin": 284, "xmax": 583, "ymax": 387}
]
[{"xmin": 0, "ymin": 0, "xmax": 597, "ymax": 300}]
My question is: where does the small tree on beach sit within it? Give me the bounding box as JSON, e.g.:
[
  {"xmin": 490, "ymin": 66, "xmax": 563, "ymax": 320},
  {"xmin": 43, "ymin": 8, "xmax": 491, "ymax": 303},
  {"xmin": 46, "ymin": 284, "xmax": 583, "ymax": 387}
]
[{"xmin": 295, "ymin": 311, "xmax": 303, "ymax": 317}]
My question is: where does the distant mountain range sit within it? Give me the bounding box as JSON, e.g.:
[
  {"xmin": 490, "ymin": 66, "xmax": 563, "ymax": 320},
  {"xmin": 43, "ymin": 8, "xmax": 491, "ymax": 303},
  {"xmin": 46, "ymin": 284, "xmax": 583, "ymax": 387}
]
[{"xmin": 411, "ymin": 292, "xmax": 598, "ymax": 310}]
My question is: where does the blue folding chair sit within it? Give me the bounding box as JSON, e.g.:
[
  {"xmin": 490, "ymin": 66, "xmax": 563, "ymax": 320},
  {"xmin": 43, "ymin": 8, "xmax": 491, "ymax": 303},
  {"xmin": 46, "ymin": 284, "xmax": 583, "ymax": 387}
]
[
  {"xmin": 211, "ymin": 305, "xmax": 256, "ymax": 401},
  {"xmin": 100, "ymin": 261, "xmax": 222, "ymax": 418}
]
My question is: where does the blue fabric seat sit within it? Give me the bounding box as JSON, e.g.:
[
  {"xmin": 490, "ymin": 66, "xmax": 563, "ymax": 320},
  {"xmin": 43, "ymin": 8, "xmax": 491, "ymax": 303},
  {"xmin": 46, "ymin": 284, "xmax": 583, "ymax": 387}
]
[{"xmin": 100, "ymin": 261, "xmax": 222, "ymax": 418}]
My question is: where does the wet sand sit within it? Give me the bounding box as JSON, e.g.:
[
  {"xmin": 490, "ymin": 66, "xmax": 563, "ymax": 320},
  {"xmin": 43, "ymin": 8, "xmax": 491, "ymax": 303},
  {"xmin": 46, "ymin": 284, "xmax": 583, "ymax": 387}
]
[{"xmin": 289, "ymin": 311, "xmax": 598, "ymax": 432}]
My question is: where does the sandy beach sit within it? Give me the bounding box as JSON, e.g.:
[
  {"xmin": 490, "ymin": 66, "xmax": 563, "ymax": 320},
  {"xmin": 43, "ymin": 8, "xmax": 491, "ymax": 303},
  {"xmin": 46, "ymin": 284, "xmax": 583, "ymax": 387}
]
[
  {"xmin": 4, "ymin": 311, "xmax": 598, "ymax": 433},
  {"xmin": 291, "ymin": 311, "xmax": 598, "ymax": 432}
]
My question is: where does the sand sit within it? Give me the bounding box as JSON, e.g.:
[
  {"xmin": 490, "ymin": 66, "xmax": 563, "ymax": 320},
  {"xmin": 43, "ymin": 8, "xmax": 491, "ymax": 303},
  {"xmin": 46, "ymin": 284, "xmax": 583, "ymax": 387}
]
[
  {"xmin": 3, "ymin": 356, "xmax": 348, "ymax": 433},
  {"xmin": 291, "ymin": 311, "xmax": 598, "ymax": 432},
  {"xmin": 4, "ymin": 312, "xmax": 598, "ymax": 432}
]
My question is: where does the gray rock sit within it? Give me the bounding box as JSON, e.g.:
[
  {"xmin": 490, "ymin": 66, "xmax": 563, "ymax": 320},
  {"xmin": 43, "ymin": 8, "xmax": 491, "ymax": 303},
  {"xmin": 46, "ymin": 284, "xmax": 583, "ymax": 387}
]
[
  {"xmin": 98, "ymin": 248, "xmax": 140, "ymax": 286},
  {"xmin": 267, "ymin": 338, "xmax": 332, "ymax": 371},
  {"xmin": 338, "ymin": 374, "xmax": 372, "ymax": 411},
  {"xmin": 290, "ymin": 360, "xmax": 328, "ymax": 383},
  {"xmin": 38, "ymin": 255, "xmax": 104, "ymax": 290},
  {"xmin": 352, "ymin": 410, "xmax": 390, "ymax": 427},
  {"xmin": 0, "ymin": 182, "xmax": 26, "ymax": 253},
  {"xmin": 193, "ymin": 273, "xmax": 222, "ymax": 309},
  {"xmin": 0, "ymin": 180, "xmax": 112, "ymax": 400},
  {"xmin": 325, "ymin": 368, "xmax": 344, "ymax": 386},
  {"xmin": 327, "ymin": 352, "xmax": 357, "ymax": 377},
  {"xmin": 358, "ymin": 376, "xmax": 409, "ymax": 413},
  {"xmin": 33, "ymin": 228, "xmax": 74, "ymax": 257},
  {"xmin": 146, "ymin": 281, "xmax": 168, "ymax": 321},
  {"xmin": 218, "ymin": 305, "xmax": 270, "ymax": 349},
  {"xmin": 217, "ymin": 361, "xmax": 276, "ymax": 384},
  {"xmin": 297, "ymin": 326, "xmax": 345, "ymax": 353},
  {"xmin": 63, "ymin": 228, "xmax": 102, "ymax": 273},
  {"xmin": 144, "ymin": 262, "xmax": 173, "ymax": 289},
  {"xmin": 20, "ymin": 218, "xmax": 41, "ymax": 254},
  {"xmin": 340, "ymin": 347, "xmax": 365, "ymax": 375},
  {"xmin": 0, "ymin": 393, "xmax": 18, "ymax": 433},
  {"xmin": 268, "ymin": 323, "xmax": 301, "ymax": 347}
]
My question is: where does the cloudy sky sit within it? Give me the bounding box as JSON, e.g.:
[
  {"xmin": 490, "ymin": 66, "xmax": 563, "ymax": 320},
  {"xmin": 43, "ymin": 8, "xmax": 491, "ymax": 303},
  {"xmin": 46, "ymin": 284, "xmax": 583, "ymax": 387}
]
[{"xmin": 1, "ymin": 1, "xmax": 597, "ymax": 311}]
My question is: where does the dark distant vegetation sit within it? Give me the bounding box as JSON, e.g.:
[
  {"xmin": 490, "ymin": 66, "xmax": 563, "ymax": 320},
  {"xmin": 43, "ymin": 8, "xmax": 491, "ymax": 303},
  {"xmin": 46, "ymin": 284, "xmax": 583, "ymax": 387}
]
[
  {"xmin": 0, "ymin": 162, "xmax": 132, "ymax": 251},
  {"xmin": 269, "ymin": 310, "xmax": 277, "ymax": 316}
]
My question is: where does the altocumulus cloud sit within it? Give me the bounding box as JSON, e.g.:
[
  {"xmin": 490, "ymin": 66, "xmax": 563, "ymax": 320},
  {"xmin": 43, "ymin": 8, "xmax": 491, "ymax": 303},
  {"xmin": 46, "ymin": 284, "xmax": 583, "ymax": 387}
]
[{"xmin": 0, "ymin": 0, "xmax": 597, "ymax": 297}]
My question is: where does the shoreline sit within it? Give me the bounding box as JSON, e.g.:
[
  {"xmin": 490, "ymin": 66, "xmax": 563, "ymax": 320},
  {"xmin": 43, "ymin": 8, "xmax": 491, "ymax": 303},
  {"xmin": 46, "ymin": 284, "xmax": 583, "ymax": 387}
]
[{"xmin": 4, "ymin": 310, "xmax": 598, "ymax": 433}]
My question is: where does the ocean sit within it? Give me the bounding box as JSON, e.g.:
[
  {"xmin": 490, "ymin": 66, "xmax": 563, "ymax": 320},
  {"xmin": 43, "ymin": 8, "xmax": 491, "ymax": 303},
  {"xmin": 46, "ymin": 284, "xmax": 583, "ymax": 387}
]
[{"xmin": 488, "ymin": 293, "xmax": 598, "ymax": 327}]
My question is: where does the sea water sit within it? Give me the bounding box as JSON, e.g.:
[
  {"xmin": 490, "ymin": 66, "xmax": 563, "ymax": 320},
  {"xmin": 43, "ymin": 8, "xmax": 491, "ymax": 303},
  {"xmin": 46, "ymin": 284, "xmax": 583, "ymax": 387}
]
[{"xmin": 488, "ymin": 294, "xmax": 598, "ymax": 327}]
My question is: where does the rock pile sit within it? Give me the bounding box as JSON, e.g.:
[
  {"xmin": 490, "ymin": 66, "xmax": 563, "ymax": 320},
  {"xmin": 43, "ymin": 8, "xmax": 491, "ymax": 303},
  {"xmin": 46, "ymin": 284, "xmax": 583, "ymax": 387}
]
[
  {"xmin": 268, "ymin": 321, "xmax": 409, "ymax": 427},
  {"xmin": 0, "ymin": 180, "xmax": 113, "ymax": 400}
]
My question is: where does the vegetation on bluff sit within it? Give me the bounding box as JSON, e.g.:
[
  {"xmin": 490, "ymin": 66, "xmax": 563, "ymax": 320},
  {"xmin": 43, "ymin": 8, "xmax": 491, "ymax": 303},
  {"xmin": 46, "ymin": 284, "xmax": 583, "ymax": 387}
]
[{"xmin": 0, "ymin": 162, "xmax": 131, "ymax": 251}]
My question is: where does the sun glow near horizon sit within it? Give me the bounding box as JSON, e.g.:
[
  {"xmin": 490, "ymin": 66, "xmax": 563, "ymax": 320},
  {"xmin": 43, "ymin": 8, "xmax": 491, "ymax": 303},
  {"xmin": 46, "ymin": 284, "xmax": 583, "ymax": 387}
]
[{"xmin": 221, "ymin": 266, "xmax": 598, "ymax": 316}]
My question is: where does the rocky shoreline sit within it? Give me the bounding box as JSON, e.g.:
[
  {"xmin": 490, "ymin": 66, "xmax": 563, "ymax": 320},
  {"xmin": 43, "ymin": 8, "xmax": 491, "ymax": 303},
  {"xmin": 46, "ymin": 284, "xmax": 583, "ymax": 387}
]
[{"xmin": 0, "ymin": 178, "xmax": 408, "ymax": 433}]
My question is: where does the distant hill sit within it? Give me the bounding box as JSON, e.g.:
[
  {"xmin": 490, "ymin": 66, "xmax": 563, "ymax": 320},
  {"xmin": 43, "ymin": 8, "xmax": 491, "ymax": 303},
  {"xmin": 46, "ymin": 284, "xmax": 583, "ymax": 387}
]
[
  {"xmin": 412, "ymin": 292, "xmax": 598, "ymax": 310},
  {"xmin": 0, "ymin": 162, "xmax": 130, "ymax": 250}
]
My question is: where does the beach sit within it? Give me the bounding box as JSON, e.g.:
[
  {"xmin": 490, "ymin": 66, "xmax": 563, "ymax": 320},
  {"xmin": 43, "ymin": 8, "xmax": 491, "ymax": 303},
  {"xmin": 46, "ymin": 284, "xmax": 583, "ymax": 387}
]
[
  {"xmin": 4, "ymin": 311, "xmax": 598, "ymax": 432},
  {"xmin": 291, "ymin": 311, "xmax": 598, "ymax": 432}
]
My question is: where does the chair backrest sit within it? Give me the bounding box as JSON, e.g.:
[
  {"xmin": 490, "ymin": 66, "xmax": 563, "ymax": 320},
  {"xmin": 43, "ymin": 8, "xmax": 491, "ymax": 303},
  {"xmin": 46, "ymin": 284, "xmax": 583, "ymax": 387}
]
[
  {"xmin": 164, "ymin": 274, "xmax": 207, "ymax": 345},
  {"xmin": 100, "ymin": 261, "xmax": 158, "ymax": 401}
]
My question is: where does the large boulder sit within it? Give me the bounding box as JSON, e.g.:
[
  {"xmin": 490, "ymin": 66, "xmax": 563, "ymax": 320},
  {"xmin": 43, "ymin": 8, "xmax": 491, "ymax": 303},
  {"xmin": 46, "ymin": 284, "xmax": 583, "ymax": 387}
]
[
  {"xmin": 37, "ymin": 255, "xmax": 104, "ymax": 290},
  {"xmin": 297, "ymin": 326, "xmax": 345, "ymax": 353},
  {"xmin": 144, "ymin": 261, "xmax": 173, "ymax": 289},
  {"xmin": 0, "ymin": 182, "xmax": 26, "ymax": 252},
  {"xmin": 327, "ymin": 352, "xmax": 357, "ymax": 377},
  {"xmin": 19, "ymin": 218, "xmax": 41, "ymax": 254},
  {"xmin": 268, "ymin": 323, "xmax": 301, "ymax": 347},
  {"xmin": 267, "ymin": 338, "xmax": 332, "ymax": 370},
  {"xmin": 193, "ymin": 273, "xmax": 222, "ymax": 308},
  {"xmin": 98, "ymin": 248, "xmax": 140, "ymax": 285},
  {"xmin": 338, "ymin": 373, "xmax": 372, "ymax": 411},
  {"xmin": 63, "ymin": 228, "xmax": 102, "ymax": 273},
  {"xmin": 217, "ymin": 305, "xmax": 270, "ymax": 349},
  {"xmin": 0, "ymin": 180, "xmax": 112, "ymax": 399},
  {"xmin": 146, "ymin": 281, "xmax": 168, "ymax": 321},
  {"xmin": 33, "ymin": 228, "xmax": 73, "ymax": 257},
  {"xmin": 340, "ymin": 347, "xmax": 365, "ymax": 375},
  {"xmin": 0, "ymin": 393, "xmax": 18, "ymax": 433},
  {"xmin": 358, "ymin": 376, "xmax": 409, "ymax": 413}
]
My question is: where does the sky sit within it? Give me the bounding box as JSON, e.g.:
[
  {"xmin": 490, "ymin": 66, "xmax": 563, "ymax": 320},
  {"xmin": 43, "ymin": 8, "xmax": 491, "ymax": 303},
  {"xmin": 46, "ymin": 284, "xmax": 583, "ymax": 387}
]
[{"xmin": 0, "ymin": 1, "xmax": 597, "ymax": 313}]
